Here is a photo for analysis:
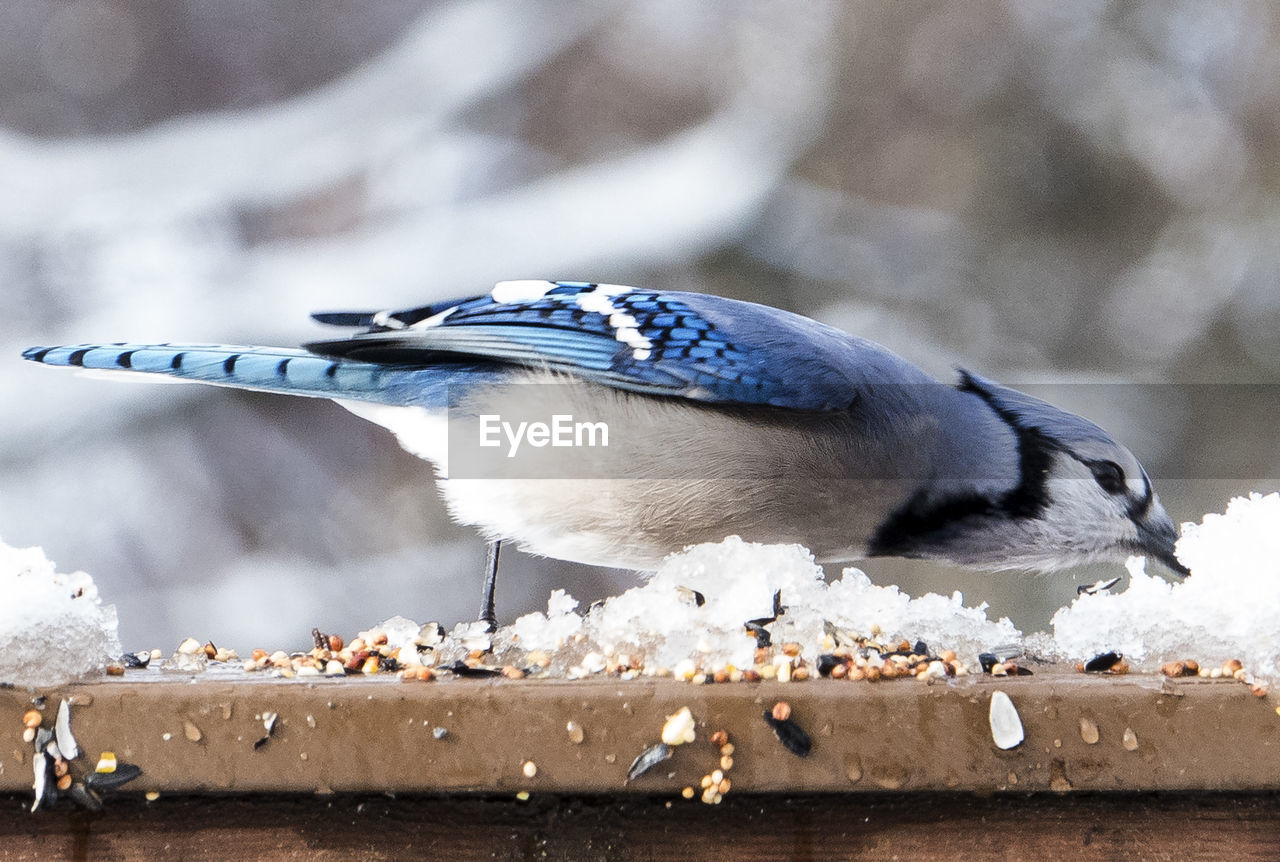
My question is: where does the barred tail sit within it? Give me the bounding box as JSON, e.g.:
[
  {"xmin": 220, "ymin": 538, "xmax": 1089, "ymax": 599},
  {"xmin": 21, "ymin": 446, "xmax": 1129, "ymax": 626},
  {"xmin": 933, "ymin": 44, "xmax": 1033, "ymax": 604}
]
[{"xmin": 21, "ymin": 343, "xmax": 414, "ymax": 403}]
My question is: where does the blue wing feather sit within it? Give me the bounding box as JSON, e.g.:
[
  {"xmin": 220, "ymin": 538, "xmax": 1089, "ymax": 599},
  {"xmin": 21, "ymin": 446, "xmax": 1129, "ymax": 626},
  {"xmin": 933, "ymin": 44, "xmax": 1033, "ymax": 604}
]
[{"xmin": 306, "ymin": 281, "xmax": 931, "ymax": 410}]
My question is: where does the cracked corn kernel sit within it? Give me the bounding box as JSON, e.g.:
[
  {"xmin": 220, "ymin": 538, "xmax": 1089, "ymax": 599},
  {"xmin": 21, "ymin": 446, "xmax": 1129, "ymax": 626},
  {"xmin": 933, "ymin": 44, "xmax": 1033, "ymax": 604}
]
[{"xmin": 660, "ymin": 707, "xmax": 696, "ymax": 746}]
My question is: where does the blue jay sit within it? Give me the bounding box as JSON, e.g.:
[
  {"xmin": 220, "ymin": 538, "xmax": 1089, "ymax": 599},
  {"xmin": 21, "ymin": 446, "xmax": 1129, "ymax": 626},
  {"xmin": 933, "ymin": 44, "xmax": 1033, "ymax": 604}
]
[{"xmin": 23, "ymin": 281, "xmax": 1187, "ymax": 627}]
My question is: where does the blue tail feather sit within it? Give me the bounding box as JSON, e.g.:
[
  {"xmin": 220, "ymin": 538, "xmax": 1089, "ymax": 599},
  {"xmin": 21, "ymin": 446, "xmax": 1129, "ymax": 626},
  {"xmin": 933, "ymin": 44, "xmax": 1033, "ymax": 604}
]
[{"xmin": 20, "ymin": 342, "xmax": 472, "ymax": 406}]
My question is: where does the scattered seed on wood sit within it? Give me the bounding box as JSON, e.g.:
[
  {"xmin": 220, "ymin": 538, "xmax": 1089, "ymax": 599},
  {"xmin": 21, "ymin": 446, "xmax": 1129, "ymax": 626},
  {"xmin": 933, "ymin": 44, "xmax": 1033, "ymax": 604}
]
[
  {"xmin": 85, "ymin": 762, "xmax": 142, "ymax": 792},
  {"xmin": 763, "ymin": 710, "xmax": 811, "ymax": 757},
  {"xmin": 121, "ymin": 651, "xmax": 150, "ymax": 669},
  {"xmin": 30, "ymin": 750, "xmax": 48, "ymax": 812},
  {"xmin": 988, "ymin": 691, "xmax": 1024, "ymax": 750},
  {"xmin": 816, "ymin": 654, "xmax": 842, "ymax": 677},
  {"xmin": 626, "ymin": 743, "xmax": 673, "ymax": 781},
  {"xmin": 1083, "ymin": 652, "xmax": 1123, "ymax": 672},
  {"xmin": 441, "ymin": 661, "xmax": 503, "ymax": 677},
  {"xmin": 53, "ymin": 700, "xmax": 78, "ymax": 761},
  {"xmin": 661, "ymin": 707, "xmax": 696, "ymax": 746},
  {"xmin": 254, "ymin": 712, "xmax": 278, "ymax": 750}
]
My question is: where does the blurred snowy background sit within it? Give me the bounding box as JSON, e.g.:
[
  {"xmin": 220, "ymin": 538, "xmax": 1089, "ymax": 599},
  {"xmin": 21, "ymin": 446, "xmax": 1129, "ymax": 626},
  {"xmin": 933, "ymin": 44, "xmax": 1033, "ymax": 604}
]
[{"xmin": 3, "ymin": 0, "xmax": 1279, "ymax": 650}]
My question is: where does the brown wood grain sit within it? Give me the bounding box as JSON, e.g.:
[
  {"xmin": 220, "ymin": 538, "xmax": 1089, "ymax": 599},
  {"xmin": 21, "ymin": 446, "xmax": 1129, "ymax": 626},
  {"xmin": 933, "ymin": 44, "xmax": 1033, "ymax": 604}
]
[
  {"xmin": 6, "ymin": 673, "xmax": 1280, "ymax": 796},
  {"xmin": 3, "ymin": 792, "xmax": 1279, "ymax": 861}
]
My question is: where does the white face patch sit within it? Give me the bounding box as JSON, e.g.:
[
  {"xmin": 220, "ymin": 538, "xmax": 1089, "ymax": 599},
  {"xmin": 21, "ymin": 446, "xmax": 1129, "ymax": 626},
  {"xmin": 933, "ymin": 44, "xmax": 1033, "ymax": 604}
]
[{"xmin": 574, "ymin": 284, "xmax": 654, "ymax": 360}]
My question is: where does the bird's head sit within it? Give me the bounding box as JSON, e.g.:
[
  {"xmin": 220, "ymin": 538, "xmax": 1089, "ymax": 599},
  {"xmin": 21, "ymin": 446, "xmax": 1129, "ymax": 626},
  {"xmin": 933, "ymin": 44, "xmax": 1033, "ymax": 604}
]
[{"xmin": 954, "ymin": 371, "xmax": 1188, "ymax": 576}]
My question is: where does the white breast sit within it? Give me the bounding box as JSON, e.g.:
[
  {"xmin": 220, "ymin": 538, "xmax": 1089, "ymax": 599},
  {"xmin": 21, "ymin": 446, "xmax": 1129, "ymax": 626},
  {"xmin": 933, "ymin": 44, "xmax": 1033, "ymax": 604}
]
[{"xmin": 333, "ymin": 396, "xmax": 669, "ymax": 569}]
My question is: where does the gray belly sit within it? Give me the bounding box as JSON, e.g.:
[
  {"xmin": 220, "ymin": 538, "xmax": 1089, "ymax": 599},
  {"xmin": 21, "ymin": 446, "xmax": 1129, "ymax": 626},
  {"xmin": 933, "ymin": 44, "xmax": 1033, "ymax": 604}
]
[{"xmin": 435, "ymin": 377, "xmax": 929, "ymax": 569}]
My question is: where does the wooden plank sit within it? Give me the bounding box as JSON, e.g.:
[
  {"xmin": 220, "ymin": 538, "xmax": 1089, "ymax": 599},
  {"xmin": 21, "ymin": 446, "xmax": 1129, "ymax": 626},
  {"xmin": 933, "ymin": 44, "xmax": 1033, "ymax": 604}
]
[
  {"xmin": 3, "ymin": 671, "xmax": 1279, "ymax": 797},
  {"xmin": 3, "ymin": 792, "xmax": 1280, "ymax": 861}
]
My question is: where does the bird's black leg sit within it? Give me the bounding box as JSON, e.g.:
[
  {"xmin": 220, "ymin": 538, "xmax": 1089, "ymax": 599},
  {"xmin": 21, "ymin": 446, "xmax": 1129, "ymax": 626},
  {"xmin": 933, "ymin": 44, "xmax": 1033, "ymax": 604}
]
[{"xmin": 478, "ymin": 540, "xmax": 501, "ymax": 633}]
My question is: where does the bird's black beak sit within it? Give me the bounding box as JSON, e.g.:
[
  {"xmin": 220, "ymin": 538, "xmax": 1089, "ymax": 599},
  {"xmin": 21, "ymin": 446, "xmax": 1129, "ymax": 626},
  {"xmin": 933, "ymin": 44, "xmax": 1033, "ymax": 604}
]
[{"xmin": 1135, "ymin": 511, "xmax": 1191, "ymax": 578}]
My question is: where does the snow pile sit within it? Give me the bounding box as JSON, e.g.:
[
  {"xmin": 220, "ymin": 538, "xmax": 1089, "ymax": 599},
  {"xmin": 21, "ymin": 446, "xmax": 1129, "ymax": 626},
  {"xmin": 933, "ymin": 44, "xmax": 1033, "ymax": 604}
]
[
  {"xmin": 1054, "ymin": 493, "xmax": 1280, "ymax": 677},
  {"xmin": 508, "ymin": 536, "xmax": 1020, "ymax": 671},
  {"xmin": 0, "ymin": 540, "xmax": 121, "ymax": 687}
]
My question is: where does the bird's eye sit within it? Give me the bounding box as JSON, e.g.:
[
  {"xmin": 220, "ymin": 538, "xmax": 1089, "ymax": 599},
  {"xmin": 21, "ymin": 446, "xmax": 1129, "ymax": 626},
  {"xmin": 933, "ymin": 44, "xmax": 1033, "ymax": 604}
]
[{"xmin": 1090, "ymin": 460, "xmax": 1126, "ymax": 494}]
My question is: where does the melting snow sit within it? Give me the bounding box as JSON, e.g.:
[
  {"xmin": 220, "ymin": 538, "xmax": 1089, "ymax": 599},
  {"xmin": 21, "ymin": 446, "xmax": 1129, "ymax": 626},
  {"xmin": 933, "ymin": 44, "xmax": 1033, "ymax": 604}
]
[
  {"xmin": 0, "ymin": 539, "xmax": 120, "ymax": 687},
  {"xmin": 1054, "ymin": 493, "xmax": 1280, "ymax": 677},
  {"xmin": 502, "ymin": 536, "xmax": 1020, "ymax": 671}
]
